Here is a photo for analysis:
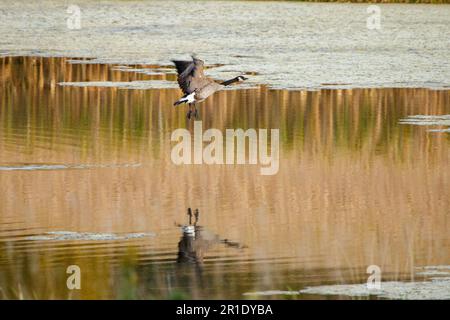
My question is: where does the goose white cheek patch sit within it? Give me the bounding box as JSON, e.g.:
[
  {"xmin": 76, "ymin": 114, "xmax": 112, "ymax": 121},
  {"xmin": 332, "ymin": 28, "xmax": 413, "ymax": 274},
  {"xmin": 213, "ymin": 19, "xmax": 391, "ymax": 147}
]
[{"xmin": 171, "ymin": 121, "xmax": 280, "ymax": 176}]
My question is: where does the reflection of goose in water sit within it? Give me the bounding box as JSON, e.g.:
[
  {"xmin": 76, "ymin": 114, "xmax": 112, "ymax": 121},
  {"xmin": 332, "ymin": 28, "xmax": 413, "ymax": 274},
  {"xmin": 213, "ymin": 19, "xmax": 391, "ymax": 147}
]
[{"xmin": 176, "ymin": 208, "xmax": 246, "ymax": 265}]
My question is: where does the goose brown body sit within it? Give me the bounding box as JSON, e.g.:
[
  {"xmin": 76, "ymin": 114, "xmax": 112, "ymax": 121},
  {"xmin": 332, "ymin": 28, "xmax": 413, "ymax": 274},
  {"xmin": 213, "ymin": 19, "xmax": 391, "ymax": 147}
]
[{"xmin": 172, "ymin": 56, "xmax": 248, "ymax": 119}]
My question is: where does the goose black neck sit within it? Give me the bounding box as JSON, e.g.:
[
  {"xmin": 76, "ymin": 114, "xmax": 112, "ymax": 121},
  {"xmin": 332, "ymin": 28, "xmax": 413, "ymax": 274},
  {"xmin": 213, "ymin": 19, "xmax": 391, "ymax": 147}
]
[{"xmin": 221, "ymin": 76, "xmax": 241, "ymax": 86}]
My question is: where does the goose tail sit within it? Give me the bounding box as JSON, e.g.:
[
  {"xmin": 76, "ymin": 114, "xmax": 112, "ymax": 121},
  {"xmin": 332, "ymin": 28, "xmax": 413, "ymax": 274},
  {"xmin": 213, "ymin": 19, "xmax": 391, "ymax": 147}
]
[{"xmin": 173, "ymin": 92, "xmax": 195, "ymax": 107}]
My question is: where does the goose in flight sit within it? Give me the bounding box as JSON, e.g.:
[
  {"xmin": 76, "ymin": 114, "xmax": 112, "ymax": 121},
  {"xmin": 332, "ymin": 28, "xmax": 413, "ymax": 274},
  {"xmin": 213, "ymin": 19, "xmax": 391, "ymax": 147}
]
[{"xmin": 172, "ymin": 56, "xmax": 248, "ymax": 119}]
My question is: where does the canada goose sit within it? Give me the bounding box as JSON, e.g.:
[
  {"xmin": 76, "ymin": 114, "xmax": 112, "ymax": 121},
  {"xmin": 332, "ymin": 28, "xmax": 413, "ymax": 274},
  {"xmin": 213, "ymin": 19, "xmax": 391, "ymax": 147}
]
[{"xmin": 172, "ymin": 56, "xmax": 248, "ymax": 119}]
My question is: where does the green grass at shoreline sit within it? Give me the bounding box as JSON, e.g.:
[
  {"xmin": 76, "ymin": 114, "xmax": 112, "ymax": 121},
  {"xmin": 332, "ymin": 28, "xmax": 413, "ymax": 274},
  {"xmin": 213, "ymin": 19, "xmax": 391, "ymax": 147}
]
[{"xmin": 282, "ymin": 0, "xmax": 448, "ymax": 3}]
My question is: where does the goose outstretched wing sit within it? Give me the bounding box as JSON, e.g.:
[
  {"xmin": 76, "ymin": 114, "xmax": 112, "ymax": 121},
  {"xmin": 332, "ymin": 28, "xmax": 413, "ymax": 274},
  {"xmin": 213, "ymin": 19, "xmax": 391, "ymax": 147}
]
[{"xmin": 172, "ymin": 57, "xmax": 205, "ymax": 94}]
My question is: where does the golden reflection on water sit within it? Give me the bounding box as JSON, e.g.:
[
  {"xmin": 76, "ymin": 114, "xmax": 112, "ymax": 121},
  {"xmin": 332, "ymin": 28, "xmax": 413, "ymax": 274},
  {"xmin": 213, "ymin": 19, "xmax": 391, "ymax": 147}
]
[{"xmin": 0, "ymin": 57, "xmax": 449, "ymax": 299}]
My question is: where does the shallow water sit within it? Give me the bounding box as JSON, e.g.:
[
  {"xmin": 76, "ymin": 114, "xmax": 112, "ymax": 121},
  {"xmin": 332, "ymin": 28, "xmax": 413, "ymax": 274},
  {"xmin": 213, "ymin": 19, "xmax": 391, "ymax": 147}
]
[
  {"xmin": 0, "ymin": 56, "xmax": 449, "ymax": 299},
  {"xmin": 297, "ymin": 265, "xmax": 450, "ymax": 300},
  {"xmin": 0, "ymin": 1, "xmax": 449, "ymax": 89}
]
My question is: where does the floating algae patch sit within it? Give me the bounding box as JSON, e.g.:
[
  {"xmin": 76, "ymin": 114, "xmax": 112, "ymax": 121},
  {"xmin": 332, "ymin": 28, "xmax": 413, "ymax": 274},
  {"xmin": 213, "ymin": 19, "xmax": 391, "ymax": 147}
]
[
  {"xmin": 299, "ymin": 278, "xmax": 450, "ymax": 300},
  {"xmin": 428, "ymin": 128, "xmax": 450, "ymax": 133},
  {"xmin": 0, "ymin": 163, "xmax": 141, "ymax": 171},
  {"xmin": 25, "ymin": 231, "xmax": 155, "ymax": 241},
  {"xmin": 244, "ymin": 266, "xmax": 450, "ymax": 299},
  {"xmin": 416, "ymin": 270, "xmax": 450, "ymax": 276},
  {"xmin": 399, "ymin": 115, "xmax": 450, "ymax": 133},
  {"xmin": 111, "ymin": 66, "xmax": 176, "ymax": 76},
  {"xmin": 399, "ymin": 115, "xmax": 450, "ymax": 126},
  {"xmin": 2, "ymin": 1, "xmax": 449, "ymax": 90},
  {"xmin": 422, "ymin": 265, "xmax": 450, "ymax": 270},
  {"xmin": 58, "ymin": 80, "xmax": 179, "ymax": 90},
  {"xmin": 415, "ymin": 265, "xmax": 450, "ymax": 277},
  {"xmin": 0, "ymin": 164, "xmax": 69, "ymax": 171},
  {"xmin": 58, "ymin": 80, "xmax": 257, "ymax": 91},
  {"xmin": 299, "ymin": 266, "xmax": 450, "ymax": 300},
  {"xmin": 243, "ymin": 290, "xmax": 300, "ymax": 297}
]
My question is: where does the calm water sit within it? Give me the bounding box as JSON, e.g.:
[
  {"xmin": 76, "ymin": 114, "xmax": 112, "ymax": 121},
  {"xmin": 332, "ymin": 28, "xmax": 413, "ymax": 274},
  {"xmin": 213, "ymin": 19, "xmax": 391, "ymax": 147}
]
[{"xmin": 0, "ymin": 57, "xmax": 449, "ymax": 299}]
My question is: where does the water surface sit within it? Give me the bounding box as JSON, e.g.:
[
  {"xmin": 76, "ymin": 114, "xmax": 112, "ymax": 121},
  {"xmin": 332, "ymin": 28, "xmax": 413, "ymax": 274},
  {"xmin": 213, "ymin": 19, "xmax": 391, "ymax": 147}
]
[{"xmin": 0, "ymin": 57, "xmax": 449, "ymax": 299}]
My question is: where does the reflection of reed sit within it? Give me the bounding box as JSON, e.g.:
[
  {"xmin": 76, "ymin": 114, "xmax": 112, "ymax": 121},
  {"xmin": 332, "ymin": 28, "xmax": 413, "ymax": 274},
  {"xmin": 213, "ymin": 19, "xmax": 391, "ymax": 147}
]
[
  {"xmin": 0, "ymin": 57, "xmax": 449, "ymax": 299},
  {"xmin": 1, "ymin": 57, "xmax": 448, "ymax": 161}
]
